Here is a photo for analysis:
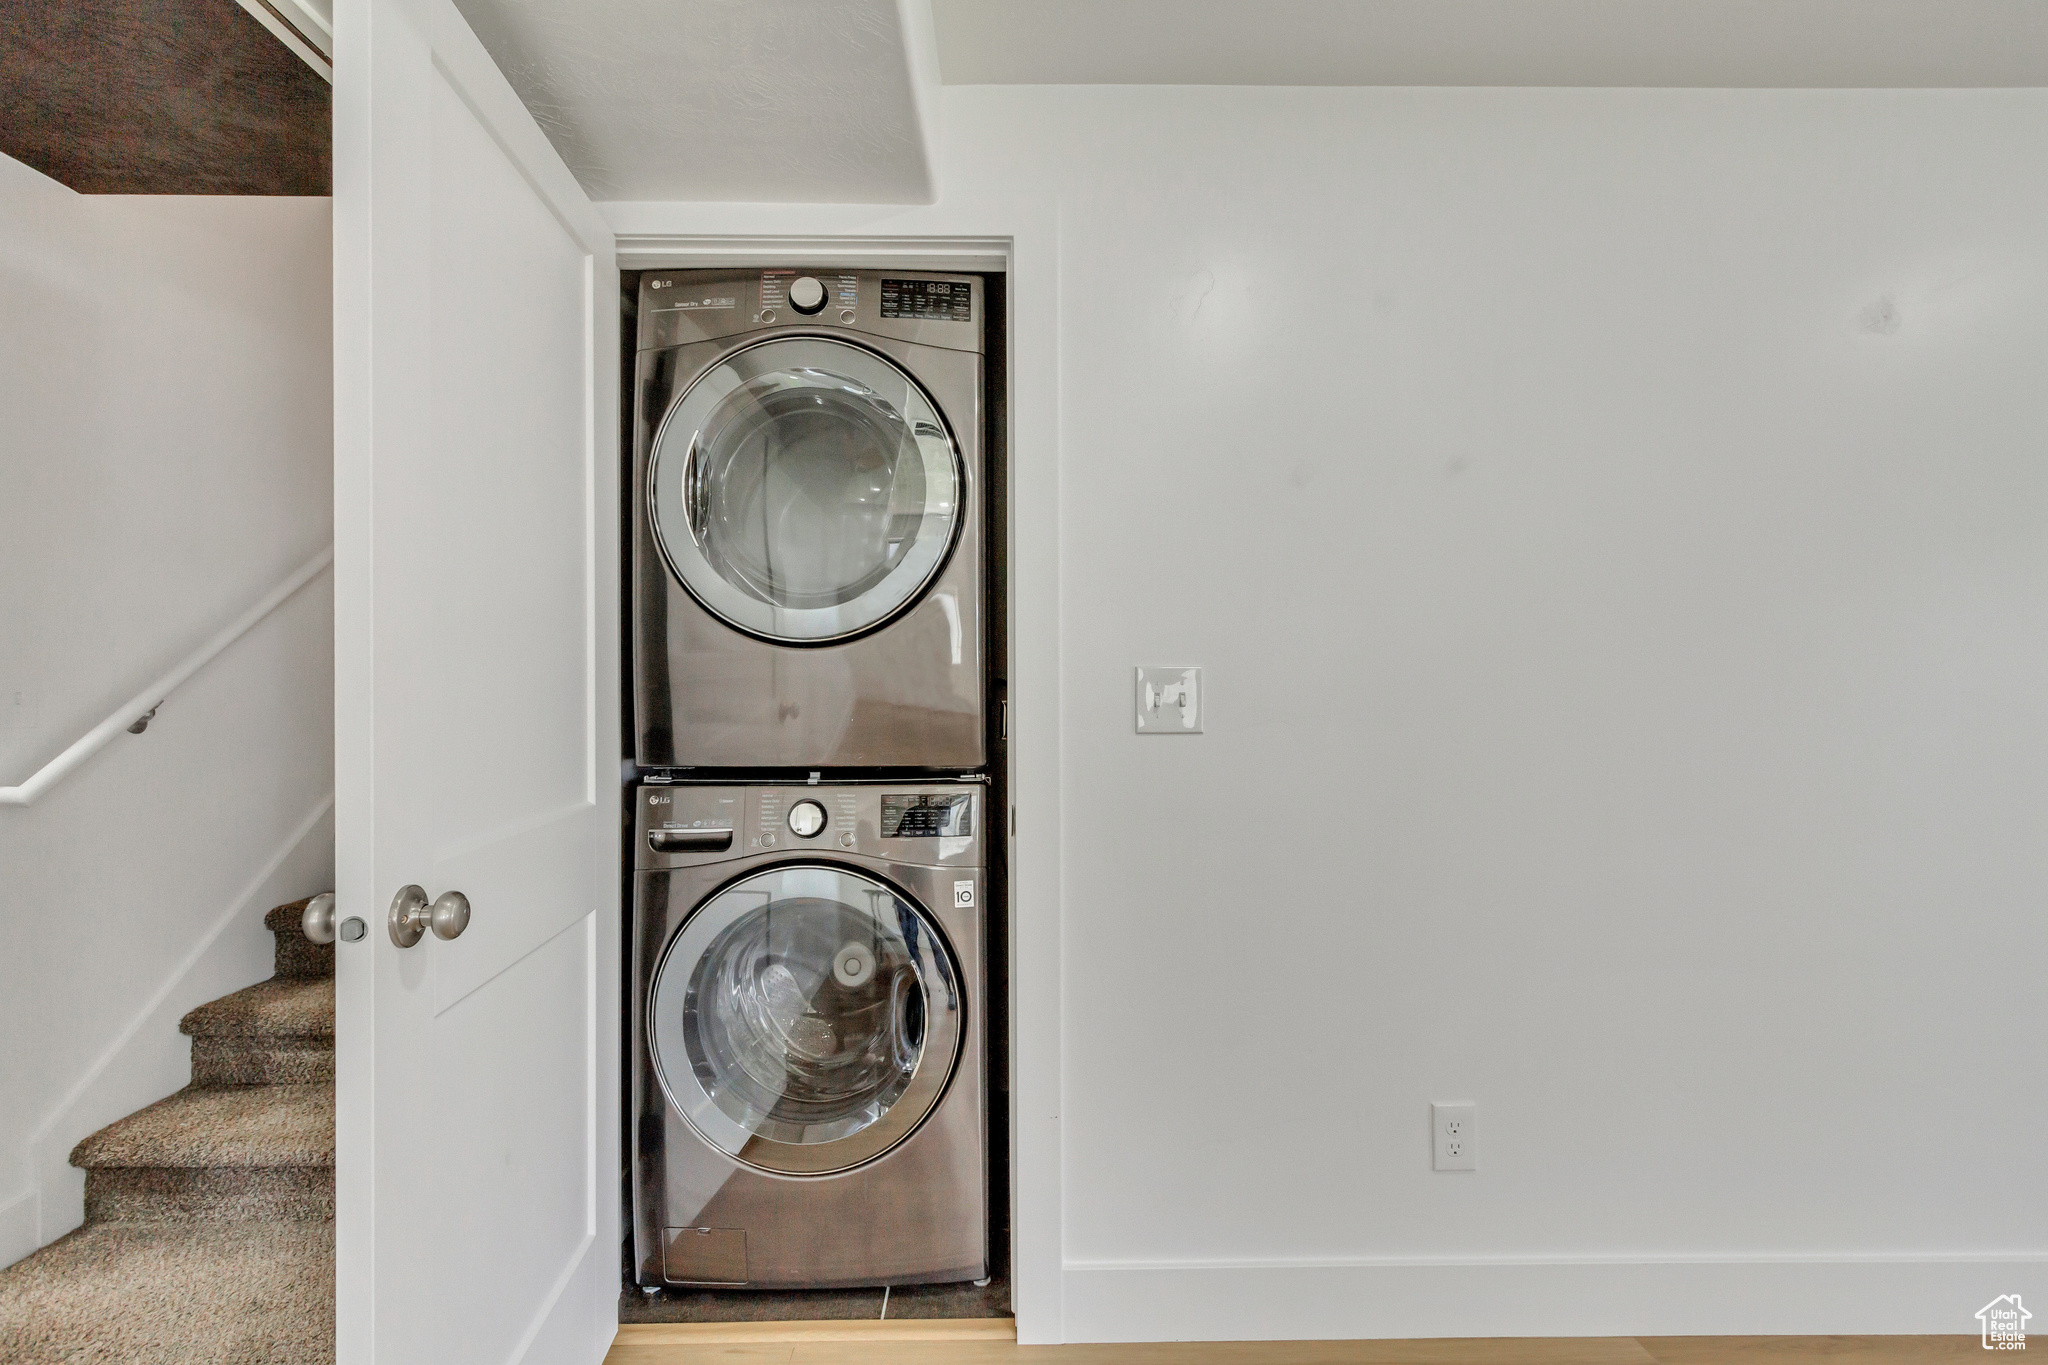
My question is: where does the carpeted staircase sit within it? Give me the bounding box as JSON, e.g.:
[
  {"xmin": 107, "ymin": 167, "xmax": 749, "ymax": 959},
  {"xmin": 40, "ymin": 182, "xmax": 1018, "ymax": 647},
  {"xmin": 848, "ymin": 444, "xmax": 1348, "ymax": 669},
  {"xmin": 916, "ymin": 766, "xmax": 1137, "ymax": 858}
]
[{"xmin": 0, "ymin": 898, "xmax": 336, "ymax": 1364}]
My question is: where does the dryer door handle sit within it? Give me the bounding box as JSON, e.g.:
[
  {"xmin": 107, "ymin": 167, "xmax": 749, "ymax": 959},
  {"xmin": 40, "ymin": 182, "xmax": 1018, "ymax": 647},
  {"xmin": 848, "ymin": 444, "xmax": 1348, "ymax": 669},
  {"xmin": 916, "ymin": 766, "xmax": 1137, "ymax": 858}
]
[
  {"xmin": 683, "ymin": 436, "xmax": 707, "ymax": 544},
  {"xmin": 650, "ymin": 828, "xmax": 734, "ymax": 854}
]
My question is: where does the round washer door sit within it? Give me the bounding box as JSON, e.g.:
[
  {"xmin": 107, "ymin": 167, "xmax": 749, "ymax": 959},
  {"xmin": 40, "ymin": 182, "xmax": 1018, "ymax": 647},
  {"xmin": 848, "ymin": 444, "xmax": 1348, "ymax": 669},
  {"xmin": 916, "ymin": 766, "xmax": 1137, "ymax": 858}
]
[
  {"xmin": 648, "ymin": 337, "xmax": 963, "ymax": 644},
  {"xmin": 648, "ymin": 865, "xmax": 963, "ymax": 1176}
]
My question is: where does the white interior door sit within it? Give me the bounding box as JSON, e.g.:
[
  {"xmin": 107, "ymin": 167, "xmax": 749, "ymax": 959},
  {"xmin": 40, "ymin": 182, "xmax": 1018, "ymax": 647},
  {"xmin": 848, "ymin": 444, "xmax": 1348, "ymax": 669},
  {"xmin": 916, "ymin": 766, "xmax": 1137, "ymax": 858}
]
[{"xmin": 333, "ymin": 0, "xmax": 619, "ymax": 1361}]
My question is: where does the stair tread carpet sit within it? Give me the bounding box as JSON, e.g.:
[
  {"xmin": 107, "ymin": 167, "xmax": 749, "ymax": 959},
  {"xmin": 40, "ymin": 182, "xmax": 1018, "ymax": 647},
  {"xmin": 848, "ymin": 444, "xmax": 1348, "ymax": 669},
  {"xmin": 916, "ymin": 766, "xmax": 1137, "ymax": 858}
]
[
  {"xmin": 0, "ymin": 1220, "xmax": 332, "ymax": 1365},
  {"xmin": 70, "ymin": 1082, "xmax": 334, "ymax": 1170},
  {"xmin": 183, "ymin": 975, "xmax": 335, "ymax": 1040},
  {"xmin": 2, "ymin": 899, "xmax": 338, "ymax": 1362}
]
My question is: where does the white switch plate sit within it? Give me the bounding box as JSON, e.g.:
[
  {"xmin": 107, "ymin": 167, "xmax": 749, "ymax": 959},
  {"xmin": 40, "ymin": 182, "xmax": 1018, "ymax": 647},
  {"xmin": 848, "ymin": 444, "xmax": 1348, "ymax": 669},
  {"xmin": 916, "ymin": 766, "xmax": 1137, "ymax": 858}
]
[
  {"xmin": 1134, "ymin": 666, "xmax": 1201, "ymax": 733},
  {"xmin": 1433, "ymin": 1102, "xmax": 1477, "ymax": 1171}
]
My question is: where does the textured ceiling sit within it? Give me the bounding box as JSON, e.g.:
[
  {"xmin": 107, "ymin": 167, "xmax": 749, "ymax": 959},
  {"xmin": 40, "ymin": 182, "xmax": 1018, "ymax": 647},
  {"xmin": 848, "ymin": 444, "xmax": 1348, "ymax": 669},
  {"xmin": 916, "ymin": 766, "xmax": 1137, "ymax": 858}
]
[
  {"xmin": 932, "ymin": 0, "xmax": 2048, "ymax": 87},
  {"xmin": 452, "ymin": 0, "xmax": 939, "ymax": 203},
  {"xmin": 452, "ymin": 0, "xmax": 2048, "ymax": 206}
]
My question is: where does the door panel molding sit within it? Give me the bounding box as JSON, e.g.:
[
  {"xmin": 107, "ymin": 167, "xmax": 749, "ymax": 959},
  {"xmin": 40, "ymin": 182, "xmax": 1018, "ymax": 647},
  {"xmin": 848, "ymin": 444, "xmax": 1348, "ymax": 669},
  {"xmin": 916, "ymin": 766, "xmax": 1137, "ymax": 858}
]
[
  {"xmin": 496, "ymin": 913, "xmax": 601, "ymax": 1365},
  {"xmin": 425, "ymin": 1, "xmax": 611, "ymax": 254},
  {"xmin": 431, "ymin": 813, "xmax": 601, "ymax": 1016}
]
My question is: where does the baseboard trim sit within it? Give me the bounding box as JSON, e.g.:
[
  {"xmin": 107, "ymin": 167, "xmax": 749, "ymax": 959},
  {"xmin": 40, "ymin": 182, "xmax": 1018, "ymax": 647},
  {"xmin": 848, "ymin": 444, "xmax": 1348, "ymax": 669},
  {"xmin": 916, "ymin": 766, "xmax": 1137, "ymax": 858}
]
[
  {"xmin": 613, "ymin": 1318, "xmax": 1017, "ymax": 1345},
  {"xmin": 1061, "ymin": 1258, "xmax": 2048, "ymax": 1340},
  {"xmin": 0, "ymin": 1188, "xmax": 38, "ymax": 1271}
]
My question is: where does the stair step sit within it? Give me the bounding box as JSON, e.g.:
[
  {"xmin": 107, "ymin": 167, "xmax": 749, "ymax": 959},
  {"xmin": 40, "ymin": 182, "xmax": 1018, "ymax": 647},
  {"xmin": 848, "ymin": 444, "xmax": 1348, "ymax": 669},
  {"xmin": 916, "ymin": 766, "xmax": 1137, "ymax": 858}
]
[
  {"xmin": 182, "ymin": 976, "xmax": 334, "ymax": 1043},
  {"xmin": 191, "ymin": 1036, "xmax": 334, "ymax": 1088},
  {"xmin": 181, "ymin": 929, "xmax": 334, "ymax": 1085},
  {"xmin": 0, "ymin": 1220, "xmax": 332, "ymax": 1364},
  {"xmin": 264, "ymin": 898, "xmax": 333, "ymax": 980},
  {"xmin": 71, "ymin": 1084, "xmax": 333, "ymax": 1173},
  {"xmin": 86, "ymin": 1166, "xmax": 333, "ymax": 1223},
  {"xmin": 71, "ymin": 1085, "xmax": 335, "ymax": 1225}
]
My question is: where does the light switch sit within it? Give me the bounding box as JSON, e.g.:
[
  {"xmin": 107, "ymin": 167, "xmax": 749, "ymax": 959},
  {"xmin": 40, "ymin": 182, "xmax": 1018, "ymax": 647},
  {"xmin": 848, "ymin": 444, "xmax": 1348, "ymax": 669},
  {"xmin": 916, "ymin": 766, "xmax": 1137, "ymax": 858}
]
[{"xmin": 1134, "ymin": 666, "xmax": 1201, "ymax": 733}]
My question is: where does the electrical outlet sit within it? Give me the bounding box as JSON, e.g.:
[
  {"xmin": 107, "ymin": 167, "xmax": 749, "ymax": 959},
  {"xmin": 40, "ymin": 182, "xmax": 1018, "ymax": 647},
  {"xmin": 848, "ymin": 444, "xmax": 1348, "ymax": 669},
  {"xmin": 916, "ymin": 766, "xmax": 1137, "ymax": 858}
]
[{"xmin": 1432, "ymin": 1102, "xmax": 1476, "ymax": 1172}]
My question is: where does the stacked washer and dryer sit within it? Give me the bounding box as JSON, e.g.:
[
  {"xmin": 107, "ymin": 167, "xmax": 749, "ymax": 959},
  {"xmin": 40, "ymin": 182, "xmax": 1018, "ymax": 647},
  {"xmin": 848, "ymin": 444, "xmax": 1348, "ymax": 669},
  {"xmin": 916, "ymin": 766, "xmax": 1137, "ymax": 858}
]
[{"xmin": 629, "ymin": 269, "xmax": 994, "ymax": 1290}]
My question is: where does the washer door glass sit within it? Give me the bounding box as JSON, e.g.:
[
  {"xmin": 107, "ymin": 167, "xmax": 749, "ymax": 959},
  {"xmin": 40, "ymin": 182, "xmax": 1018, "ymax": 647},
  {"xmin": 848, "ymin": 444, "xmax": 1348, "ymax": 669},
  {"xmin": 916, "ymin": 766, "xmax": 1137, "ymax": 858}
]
[
  {"xmin": 648, "ymin": 866, "xmax": 963, "ymax": 1176},
  {"xmin": 648, "ymin": 337, "xmax": 963, "ymax": 643}
]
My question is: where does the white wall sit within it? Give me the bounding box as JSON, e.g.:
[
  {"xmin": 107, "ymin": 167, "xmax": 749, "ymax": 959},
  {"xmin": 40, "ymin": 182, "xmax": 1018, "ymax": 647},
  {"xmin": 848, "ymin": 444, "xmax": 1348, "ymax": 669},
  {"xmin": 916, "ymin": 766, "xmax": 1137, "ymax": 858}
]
[
  {"xmin": 609, "ymin": 83, "xmax": 2048, "ymax": 1339},
  {"xmin": 0, "ymin": 153, "xmax": 335, "ymax": 1263}
]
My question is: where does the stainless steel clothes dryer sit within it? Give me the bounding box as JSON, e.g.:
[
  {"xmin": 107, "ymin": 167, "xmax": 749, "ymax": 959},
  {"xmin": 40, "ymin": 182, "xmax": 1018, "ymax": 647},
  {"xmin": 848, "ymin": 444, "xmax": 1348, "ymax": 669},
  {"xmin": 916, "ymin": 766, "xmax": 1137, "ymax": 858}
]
[
  {"xmin": 633, "ymin": 269, "xmax": 984, "ymax": 770},
  {"xmin": 632, "ymin": 780, "xmax": 986, "ymax": 1289}
]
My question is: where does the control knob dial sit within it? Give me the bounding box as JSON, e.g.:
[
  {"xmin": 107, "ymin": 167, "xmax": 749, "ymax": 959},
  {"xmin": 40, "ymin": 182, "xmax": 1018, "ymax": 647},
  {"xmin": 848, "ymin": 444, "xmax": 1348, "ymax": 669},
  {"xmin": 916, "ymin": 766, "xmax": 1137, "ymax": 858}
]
[
  {"xmin": 787, "ymin": 799, "xmax": 827, "ymax": 838},
  {"xmin": 787, "ymin": 276, "xmax": 827, "ymax": 315}
]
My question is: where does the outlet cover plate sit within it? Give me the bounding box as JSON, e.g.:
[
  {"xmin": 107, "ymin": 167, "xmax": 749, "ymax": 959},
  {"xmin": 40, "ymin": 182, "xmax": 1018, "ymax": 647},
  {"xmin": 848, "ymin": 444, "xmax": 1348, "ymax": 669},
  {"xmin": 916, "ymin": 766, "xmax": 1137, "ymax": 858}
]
[
  {"xmin": 1433, "ymin": 1101, "xmax": 1477, "ymax": 1171},
  {"xmin": 1134, "ymin": 666, "xmax": 1202, "ymax": 733}
]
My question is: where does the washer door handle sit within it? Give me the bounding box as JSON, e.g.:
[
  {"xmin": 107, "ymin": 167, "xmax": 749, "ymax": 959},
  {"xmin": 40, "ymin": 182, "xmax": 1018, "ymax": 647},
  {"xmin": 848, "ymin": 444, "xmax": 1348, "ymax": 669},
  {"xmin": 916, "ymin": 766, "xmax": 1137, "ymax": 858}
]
[{"xmin": 388, "ymin": 885, "xmax": 471, "ymax": 948}]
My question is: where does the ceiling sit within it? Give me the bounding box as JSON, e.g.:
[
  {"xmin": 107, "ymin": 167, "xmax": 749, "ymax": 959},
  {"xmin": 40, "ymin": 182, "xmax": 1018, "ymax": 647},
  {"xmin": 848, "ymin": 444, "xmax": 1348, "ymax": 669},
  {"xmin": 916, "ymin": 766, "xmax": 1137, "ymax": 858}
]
[
  {"xmin": 8, "ymin": 0, "xmax": 2041, "ymax": 203},
  {"xmin": 449, "ymin": 0, "xmax": 2048, "ymax": 207},
  {"xmin": 453, "ymin": 0, "xmax": 939, "ymax": 204},
  {"xmin": 931, "ymin": 0, "xmax": 2048, "ymax": 88}
]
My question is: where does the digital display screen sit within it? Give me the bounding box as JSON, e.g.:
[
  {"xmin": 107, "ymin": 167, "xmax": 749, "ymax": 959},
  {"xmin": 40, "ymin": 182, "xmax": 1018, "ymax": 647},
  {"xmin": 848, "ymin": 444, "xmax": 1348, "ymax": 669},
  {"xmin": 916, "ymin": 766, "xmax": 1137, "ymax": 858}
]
[
  {"xmin": 881, "ymin": 793, "xmax": 974, "ymax": 838},
  {"xmin": 879, "ymin": 278, "xmax": 971, "ymax": 321}
]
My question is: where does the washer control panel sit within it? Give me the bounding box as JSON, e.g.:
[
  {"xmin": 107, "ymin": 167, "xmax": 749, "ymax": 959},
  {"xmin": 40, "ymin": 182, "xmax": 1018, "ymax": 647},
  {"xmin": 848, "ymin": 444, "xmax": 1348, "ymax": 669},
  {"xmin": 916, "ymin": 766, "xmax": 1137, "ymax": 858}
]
[{"xmin": 636, "ymin": 782, "xmax": 984, "ymax": 869}]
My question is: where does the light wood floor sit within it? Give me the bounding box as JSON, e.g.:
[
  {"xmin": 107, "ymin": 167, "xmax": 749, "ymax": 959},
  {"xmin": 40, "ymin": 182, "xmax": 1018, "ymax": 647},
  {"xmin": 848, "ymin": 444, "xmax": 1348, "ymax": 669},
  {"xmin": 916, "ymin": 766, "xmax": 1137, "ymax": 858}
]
[{"xmin": 605, "ymin": 1320, "xmax": 1986, "ymax": 1364}]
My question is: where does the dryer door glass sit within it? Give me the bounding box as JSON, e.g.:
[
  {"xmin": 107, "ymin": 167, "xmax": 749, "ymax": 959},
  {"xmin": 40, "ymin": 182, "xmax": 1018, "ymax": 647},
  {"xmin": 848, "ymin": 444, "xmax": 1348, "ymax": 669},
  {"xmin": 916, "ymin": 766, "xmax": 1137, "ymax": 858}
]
[
  {"xmin": 648, "ymin": 337, "xmax": 963, "ymax": 644},
  {"xmin": 648, "ymin": 865, "xmax": 963, "ymax": 1176}
]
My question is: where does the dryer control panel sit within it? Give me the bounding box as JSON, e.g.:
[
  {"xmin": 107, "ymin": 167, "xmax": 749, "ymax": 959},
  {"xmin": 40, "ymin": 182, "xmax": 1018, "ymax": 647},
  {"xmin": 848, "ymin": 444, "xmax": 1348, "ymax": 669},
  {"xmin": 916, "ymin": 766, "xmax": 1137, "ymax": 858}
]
[
  {"xmin": 636, "ymin": 782, "xmax": 984, "ymax": 870},
  {"xmin": 638, "ymin": 268, "xmax": 984, "ymax": 356}
]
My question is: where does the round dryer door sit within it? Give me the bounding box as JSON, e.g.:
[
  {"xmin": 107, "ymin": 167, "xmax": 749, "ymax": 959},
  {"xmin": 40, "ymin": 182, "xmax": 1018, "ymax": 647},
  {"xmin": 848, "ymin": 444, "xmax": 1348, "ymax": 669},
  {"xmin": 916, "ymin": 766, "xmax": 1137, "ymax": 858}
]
[
  {"xmin": 648, "ymin": 865, "xmax": 963, "ymax": 1176},
  {"xmin": 647, "ymin": 337, "xmax": 963, "ymax": 644}
]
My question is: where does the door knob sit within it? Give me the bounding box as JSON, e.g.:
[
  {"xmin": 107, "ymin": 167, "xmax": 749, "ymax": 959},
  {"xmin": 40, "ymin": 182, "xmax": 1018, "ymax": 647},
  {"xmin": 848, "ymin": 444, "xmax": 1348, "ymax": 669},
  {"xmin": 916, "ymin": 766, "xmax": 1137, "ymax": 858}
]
[
  {"xmin": 388, "ymin": 884, "xmax": 471, "ymax": 948},
  {"xmin": 302, "ymin": 892, "xmax": 337, "ymax": 945}
]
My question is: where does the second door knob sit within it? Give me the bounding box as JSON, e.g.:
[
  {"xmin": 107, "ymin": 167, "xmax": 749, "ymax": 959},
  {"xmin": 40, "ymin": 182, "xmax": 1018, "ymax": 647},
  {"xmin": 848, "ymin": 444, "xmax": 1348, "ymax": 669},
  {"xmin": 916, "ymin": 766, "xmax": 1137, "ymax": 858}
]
[{"xmin": 389, "ymin": 885, "xmax": 471, "ymax": 948}]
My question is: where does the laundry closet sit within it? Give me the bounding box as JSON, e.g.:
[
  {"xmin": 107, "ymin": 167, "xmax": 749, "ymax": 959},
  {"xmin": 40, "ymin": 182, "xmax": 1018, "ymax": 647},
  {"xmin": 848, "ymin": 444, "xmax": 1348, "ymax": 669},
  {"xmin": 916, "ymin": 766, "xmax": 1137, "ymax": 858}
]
[{"xmin": 620, "ymin": 266, "xmax": 1012, "ymax": 1312}]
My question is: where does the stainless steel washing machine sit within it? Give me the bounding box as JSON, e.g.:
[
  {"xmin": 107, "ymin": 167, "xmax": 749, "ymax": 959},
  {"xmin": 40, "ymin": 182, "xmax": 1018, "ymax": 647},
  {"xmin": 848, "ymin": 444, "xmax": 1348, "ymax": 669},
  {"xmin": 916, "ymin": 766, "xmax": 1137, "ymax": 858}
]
[
  {"xmin": 631, "ymin": 780, "xmax": 986, "ymax": 1288},
  {"xmin": 633, "ymin": 269, "xmax": 984, "ymax": 770}
]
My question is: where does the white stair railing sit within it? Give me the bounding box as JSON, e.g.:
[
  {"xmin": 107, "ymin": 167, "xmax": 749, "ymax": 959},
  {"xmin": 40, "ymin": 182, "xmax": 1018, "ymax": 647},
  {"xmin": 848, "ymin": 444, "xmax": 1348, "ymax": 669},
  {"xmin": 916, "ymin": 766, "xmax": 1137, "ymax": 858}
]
[{"xmin": 0, "ymin": 547, "xmax": 334, "ymax": 807}]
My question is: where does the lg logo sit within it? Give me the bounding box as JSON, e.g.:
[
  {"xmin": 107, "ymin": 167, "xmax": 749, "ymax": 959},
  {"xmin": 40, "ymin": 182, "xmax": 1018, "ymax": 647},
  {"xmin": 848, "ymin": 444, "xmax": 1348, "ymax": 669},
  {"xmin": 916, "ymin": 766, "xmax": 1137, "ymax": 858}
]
[{"xmin": 648, "ymin": 794, "xmax": 670, "ymax": 805}]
